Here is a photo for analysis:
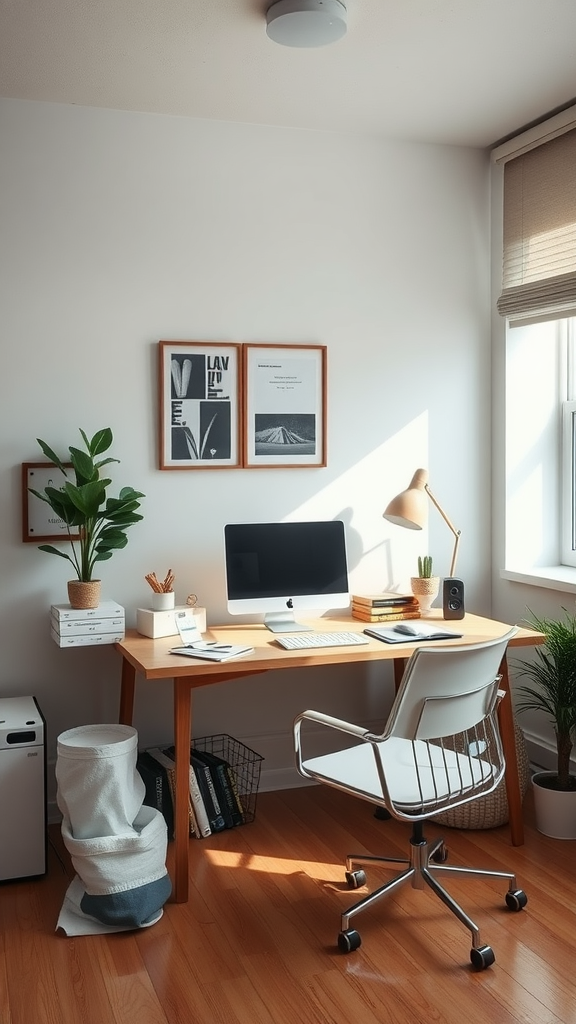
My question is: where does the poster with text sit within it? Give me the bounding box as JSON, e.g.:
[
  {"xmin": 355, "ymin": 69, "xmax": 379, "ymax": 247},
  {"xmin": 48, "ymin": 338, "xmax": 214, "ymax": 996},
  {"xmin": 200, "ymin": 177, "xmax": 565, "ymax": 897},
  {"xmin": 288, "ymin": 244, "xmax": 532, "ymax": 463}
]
[
  {"xmin": 159, "ymin": 341, "xmax": 242, "ymax": 469},
  {"xmin": 243, "ymin": 345, "xmax": 327, "ymax": 468}
]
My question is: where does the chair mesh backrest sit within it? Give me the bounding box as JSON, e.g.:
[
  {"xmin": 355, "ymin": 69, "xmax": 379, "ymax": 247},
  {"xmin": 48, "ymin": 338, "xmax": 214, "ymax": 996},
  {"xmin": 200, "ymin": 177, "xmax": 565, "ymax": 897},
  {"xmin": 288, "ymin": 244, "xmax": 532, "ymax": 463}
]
[
  {"xmin": 372, "ymin": 629, "xmax": 517, "ymax": 818},
  {"xmin": 387, "ymin": 630, "xmax": 517, "ymax": 742}
]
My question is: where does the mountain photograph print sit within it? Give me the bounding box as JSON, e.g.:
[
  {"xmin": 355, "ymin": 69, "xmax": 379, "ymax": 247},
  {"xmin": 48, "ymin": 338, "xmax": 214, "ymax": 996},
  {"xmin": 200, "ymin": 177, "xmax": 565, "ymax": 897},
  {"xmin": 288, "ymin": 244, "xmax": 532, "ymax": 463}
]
[
  {"xmin": 243, "ymin": 344, "xmax": 327, "ymax": 469},
  {"xmin": 254, "ymin": 414, "xmax": 316, "ymax": 456}
]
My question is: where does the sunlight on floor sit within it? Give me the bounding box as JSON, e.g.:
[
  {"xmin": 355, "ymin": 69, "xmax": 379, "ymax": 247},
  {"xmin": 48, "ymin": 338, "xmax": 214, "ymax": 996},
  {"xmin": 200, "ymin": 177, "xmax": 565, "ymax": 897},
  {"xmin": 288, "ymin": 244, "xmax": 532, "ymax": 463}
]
[{"xmin": 203, "ymin": 847, "xmax": 344, "ymax": 880}]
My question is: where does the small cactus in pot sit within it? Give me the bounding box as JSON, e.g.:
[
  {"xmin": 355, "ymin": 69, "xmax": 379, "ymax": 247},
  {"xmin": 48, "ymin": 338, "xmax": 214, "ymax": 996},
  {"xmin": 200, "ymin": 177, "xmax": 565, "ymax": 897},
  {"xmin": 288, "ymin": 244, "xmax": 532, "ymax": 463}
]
[
  {"xmin": 417, "ymin": 555, "xmax": 433, "ymax": 579},
  {"xmin": 411, "ymin": 555, "xmax": 439, "ymax": 613}
]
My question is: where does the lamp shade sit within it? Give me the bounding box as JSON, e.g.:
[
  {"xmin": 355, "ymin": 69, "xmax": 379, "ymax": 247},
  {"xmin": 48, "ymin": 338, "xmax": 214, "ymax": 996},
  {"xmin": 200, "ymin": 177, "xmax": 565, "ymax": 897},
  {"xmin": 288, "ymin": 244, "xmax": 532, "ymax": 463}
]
[
  {"xmin": 266, "ymin": 1, "xmax": 347, "ymax": 48},
  {"xmin": 383, "ymin": 469, "xmax": 429, "ymax": 530},
  {"xmin": 383, "ymin": 467, "xmax": 462, "ymax": 577}
]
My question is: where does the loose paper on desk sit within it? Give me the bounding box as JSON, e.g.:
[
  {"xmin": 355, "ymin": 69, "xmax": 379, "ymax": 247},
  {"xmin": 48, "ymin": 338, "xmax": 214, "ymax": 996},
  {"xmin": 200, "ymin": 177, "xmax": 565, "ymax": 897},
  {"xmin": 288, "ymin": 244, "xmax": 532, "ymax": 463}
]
[{"xmin": 169, "ymin": 643, "xmax": 254, "ymax": 662}]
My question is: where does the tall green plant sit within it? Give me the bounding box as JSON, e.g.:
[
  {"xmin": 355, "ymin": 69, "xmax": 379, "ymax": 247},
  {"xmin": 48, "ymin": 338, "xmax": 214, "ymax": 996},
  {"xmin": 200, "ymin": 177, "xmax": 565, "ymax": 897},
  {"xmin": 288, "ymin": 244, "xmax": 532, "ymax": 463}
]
[
  {"xmin": 29, "ymin": 427, "xmax": 144, "ymax": 582},
  {"xmin": 514, "ymin": 609, "xmax": 576, "ymax": 791}
]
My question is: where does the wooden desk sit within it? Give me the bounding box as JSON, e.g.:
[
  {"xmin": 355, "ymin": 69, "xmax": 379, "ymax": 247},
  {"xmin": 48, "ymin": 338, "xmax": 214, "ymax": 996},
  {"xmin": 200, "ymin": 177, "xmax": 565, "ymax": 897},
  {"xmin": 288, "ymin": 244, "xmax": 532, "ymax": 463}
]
[{"xmin": 115, "ymin": 611, "xmax": 543, "ymax": 903}]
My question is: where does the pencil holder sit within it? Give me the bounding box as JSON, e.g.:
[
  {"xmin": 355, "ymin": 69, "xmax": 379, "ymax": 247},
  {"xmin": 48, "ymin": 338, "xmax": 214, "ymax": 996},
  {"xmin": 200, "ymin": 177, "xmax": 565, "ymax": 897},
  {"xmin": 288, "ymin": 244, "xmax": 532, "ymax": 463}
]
[{"xmin": 151, "ymin": 592, "xmax": 175, "ymax": 611}]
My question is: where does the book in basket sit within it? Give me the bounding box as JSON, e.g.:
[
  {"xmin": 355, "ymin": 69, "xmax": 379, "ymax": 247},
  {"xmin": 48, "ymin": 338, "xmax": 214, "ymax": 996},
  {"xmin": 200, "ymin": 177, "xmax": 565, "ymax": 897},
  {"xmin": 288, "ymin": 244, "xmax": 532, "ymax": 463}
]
[
  {"xmin": 191, "ymin": 747, "xmax": 244, "ymax": 827},
  {"xmin": 148, "ymin": 746, "xmax": 211, "ymax": 839},
  {"xmin": 161, "ymin": 746, "xmax": 214, "ymax": 838},
  {"xmin": 137, "ymin": 750, "xmax": 174, "ymax": 840}
]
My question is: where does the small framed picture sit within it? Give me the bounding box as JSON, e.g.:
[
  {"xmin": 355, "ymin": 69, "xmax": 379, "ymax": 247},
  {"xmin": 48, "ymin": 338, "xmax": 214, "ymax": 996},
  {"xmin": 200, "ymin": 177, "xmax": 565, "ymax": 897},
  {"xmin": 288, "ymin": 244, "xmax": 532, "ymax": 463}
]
[
  {"xmin": 243, "ymin": 344, "xmax": 327, "ymax": 468},
  {"xmin": 158, "ymin": 341, "xmax": 242, "ymax": 470},
  {"xmin": 22, "ymin": 463, "xmax": 80, "ymax": 543}
]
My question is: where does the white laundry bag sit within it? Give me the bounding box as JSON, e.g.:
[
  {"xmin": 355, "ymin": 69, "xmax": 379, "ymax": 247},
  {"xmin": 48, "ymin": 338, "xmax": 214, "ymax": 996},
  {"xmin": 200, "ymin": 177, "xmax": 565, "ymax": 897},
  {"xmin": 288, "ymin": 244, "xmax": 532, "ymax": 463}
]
[{"xmin": 55, "ymin": 724, "xmax": 171, "ymax": 935}]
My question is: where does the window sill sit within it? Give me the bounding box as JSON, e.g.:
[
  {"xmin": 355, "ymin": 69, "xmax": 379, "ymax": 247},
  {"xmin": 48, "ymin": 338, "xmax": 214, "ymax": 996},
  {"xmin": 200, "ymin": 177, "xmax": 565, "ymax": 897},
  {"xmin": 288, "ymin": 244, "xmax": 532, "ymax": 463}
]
[{"xmin": 501, "ymin": 565, "xmax": 576, "ymax": 594}]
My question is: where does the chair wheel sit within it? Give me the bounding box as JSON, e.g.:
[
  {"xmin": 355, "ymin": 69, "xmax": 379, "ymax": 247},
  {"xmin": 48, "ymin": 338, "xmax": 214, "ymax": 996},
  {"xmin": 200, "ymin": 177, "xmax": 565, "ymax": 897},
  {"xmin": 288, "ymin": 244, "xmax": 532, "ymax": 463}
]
[
  {"xmin": 505, "ymin": 888, "xmax": 528, "ymax": 911},
  {"xmin": 345, "ymin": 869, "xmax": 366, "ymax": 889},
  {"xmin": 470, "ymin": 945, "xmax": 495, "ymax": 970},
  {"xmin": 431, "ymin": 844, "xmax": 449, "ymax": 863},
  {"xmin": 338, "ymin": 929, "xmax": 362, "ymax": 953}
]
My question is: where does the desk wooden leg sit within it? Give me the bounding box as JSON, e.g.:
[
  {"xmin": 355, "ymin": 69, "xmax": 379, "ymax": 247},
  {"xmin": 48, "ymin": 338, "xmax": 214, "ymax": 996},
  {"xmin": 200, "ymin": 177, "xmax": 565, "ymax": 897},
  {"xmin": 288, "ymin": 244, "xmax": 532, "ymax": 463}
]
[
  {"xmin": 393, "ymin": 658, "xmax": 406, "ymax": 691},
  {"xmin": 119, "ymin": 658, "xmax": 136, "ymax": 726},
  {"xmin": 498, "ymin": 655, "xmax": 524, "ymax": 847},
  {"xmin": 172, "ymin": 681, "xmax": 192, "ymax": 903}
]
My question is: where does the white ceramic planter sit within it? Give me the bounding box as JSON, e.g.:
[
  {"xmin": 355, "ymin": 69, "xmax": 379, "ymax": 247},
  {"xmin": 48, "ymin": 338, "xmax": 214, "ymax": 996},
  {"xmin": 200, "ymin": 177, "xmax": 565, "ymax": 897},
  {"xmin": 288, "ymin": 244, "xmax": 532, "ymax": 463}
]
[{"xmin": 532, "ymin": 771, "xmax": 576, "ymax": 839}]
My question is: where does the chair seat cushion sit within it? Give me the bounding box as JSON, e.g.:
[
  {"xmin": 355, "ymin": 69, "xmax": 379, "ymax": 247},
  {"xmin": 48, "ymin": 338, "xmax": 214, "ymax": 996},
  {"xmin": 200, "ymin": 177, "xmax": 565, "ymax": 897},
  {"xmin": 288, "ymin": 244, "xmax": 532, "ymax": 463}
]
[{"xmin": 301, "ymin": 736, "xmax": 497, "ymax": 814}]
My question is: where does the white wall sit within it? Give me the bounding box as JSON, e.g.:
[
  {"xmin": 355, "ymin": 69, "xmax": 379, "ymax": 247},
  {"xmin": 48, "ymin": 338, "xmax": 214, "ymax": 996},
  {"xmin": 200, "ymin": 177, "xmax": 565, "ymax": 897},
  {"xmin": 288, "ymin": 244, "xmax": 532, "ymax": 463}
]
[{"xmin": 0, "ymin": 99, "xmax": 491, "ymax": 814}]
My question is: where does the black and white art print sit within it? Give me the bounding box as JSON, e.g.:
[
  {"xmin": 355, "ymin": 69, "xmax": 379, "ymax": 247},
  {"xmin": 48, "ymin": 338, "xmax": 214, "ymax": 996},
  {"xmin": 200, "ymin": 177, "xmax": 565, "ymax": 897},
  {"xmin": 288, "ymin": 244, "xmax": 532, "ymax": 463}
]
[
  {"xmin": 159, "ymin": 341, "xmax": 242, "ymax": 469},
  {"xmin": 243, "ymin": 345, "xmax": 327, "ymax": 468}
]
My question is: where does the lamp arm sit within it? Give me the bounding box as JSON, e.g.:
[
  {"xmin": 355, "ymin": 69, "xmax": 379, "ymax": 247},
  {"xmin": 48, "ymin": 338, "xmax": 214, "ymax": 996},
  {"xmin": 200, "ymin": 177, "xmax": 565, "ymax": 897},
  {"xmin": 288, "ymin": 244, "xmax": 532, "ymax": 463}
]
[{"xmin": 425, "ymin": 484, "xmax": 462, "ymax": 577}]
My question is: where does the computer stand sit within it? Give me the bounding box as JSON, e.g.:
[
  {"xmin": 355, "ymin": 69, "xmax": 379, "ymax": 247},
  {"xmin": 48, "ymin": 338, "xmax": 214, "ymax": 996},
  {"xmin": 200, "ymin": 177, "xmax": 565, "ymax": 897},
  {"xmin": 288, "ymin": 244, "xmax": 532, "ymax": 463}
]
[{"xmin": 263, "ymin": 612, "xmax": 312, "ymax": 633}]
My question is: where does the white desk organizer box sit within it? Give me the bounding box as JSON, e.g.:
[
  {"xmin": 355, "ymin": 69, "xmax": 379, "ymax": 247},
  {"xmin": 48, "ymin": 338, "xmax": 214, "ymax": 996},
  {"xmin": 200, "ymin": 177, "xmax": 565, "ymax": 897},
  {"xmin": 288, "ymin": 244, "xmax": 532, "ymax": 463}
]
[
  {"xmin": 136, "ymin": 605, "xmax": 207, "ymax": 639},
  {"xmin": 51, "ymin": 601, "xmax": 125, "ymax": 647}
]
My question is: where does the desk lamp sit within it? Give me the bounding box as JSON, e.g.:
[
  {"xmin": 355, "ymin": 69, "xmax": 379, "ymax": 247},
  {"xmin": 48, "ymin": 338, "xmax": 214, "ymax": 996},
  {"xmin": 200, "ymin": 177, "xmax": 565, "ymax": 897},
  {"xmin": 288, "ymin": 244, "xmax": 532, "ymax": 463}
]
[{"xmin": 383, "ymin": 468, "xmax": 464, "ymax": 618}]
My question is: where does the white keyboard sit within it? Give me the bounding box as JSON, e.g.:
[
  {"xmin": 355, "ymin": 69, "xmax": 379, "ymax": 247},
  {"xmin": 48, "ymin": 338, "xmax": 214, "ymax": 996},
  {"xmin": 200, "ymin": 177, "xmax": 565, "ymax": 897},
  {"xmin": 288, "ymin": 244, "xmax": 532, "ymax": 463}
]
[{"xmin": 275, "ymin": 631, "xmax": 370, "ymax": 650}]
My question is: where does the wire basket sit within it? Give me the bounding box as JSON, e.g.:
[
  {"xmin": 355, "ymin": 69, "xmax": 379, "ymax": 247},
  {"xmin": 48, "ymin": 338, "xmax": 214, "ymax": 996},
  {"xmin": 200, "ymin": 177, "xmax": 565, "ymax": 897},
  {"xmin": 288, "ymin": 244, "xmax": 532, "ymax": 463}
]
[
  {"xmin": 192, "ymin": 733, "xmax": 264, "ymax": 826},
  {"xmin": 431, "ymin": 719, "xmax": 530, "ymax": 830}
]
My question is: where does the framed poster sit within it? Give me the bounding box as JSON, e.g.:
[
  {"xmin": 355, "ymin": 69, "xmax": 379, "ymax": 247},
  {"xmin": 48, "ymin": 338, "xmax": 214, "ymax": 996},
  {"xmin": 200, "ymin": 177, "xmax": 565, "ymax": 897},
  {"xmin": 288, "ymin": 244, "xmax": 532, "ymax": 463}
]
[
  {"xmin": 158, "ymin": 341, "xmax": 242, "ymax": 470},
  {"xmin": 22, "ymin": 462, "xmax": 80, "ymax": 543},
  {"xmin": 243, "ymin": 344, "xmax": 327, "ymax": 468}
]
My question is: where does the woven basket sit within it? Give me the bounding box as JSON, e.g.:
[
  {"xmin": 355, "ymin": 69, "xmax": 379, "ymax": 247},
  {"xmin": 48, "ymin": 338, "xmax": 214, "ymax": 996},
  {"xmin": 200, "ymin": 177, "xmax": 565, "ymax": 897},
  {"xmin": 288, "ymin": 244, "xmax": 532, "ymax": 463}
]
[
  {"xmin": 67, "ymin": 579, "xmax": 101, "ymax": 610},
  {"xmin": 431, "ymin": 720, "xmax": 530, "ymax": 830}
]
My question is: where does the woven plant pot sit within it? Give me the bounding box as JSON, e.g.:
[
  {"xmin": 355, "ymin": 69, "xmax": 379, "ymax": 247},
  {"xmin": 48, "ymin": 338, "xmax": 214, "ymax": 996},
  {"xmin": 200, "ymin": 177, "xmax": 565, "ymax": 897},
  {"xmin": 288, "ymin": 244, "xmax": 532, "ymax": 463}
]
[
  {"xmin": 410, "ymin": 576, "xmax": 440, "ymax": 613},
  {"xmin": 432, "ymin": 720, "xmax": 530, "ymax": 830},
  {"xmin": 67, "ymin": 580, "xmax": 101, "ymax": 610}
]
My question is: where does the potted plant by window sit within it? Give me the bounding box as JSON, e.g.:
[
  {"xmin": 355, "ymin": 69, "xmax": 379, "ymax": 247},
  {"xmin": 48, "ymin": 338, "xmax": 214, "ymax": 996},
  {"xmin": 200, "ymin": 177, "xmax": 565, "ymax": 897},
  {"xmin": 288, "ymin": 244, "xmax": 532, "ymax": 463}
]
[
  {"xmin": 29, "ymin": 427, "xmax": 144, "ymax": 609},
  {"xmin": 514, "ymin": 608, "xmax": 576, "ymax": 839},
  {"xmin": 410, "ymin": 555, "xmax": 440, "ymax": 613}
]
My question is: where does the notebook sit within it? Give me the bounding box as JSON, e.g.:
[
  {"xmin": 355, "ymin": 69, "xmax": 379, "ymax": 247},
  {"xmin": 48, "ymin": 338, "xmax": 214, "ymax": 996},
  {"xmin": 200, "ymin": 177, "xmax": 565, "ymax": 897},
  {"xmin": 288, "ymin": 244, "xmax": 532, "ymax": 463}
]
[
  {"xmin": 363, "ymin": 624, "xmax": 463, "ymax": 644},
  {"xmin": 169, "ymin": 642, "xmax": 254, "ymax": 662}
]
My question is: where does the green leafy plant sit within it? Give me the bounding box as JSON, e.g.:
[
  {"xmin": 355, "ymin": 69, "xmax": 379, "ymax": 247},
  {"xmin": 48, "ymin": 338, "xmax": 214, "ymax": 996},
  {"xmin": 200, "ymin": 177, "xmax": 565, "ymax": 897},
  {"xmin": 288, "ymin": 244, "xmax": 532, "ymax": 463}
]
[
  {"xmin": 29, "ymin": 427, "xmax": 144, "ymax": 582},
  {"xmin": 417, "ymin": 555, "xmax": 433, "ymax": 578},
  {"xmin": 514, "ymin": 608, "xmax": 576, "ymax": 792}
]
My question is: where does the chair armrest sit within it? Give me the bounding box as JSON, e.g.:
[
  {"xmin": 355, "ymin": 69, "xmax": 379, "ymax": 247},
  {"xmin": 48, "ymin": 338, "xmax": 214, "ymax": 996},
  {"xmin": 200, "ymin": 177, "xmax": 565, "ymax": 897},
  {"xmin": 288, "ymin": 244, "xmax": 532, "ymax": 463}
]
[
  {"xmin": 294, "ymin": 709, "xmax": 370, "ymax": 739},
  {"xmin": 293, "ymin": 710, "xmax": 370, "ymax": 780}
]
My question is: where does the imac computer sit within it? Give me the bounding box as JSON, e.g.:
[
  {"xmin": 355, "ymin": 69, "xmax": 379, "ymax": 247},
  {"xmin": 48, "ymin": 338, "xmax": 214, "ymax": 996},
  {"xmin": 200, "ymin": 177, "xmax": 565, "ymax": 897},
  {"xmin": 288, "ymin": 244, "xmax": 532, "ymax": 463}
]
[{"xmin": 224, "ymin": 520, "xmax": 350, "ymax": 632}]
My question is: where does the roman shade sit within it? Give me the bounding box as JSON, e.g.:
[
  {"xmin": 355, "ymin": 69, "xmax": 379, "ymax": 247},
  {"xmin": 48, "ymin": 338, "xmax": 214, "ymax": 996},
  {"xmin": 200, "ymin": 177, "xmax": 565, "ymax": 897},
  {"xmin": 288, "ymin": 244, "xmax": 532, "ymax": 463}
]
[{"xmin": 497, "ymin": 127, "xmax": 576, "ymax": 322}]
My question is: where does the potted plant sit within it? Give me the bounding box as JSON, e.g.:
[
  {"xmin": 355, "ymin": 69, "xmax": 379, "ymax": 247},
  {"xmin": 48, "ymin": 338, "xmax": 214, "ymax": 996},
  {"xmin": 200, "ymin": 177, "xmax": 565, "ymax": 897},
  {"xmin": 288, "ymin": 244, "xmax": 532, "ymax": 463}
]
[
  {"xmin": 514, "ymin": 608, "xmax": 576, "ymax": 838},
  {"xmin": 410, "ymin": 555, "xmax": 440, "ymax": 613},
  {"xmin": 29, "ymin": 427, "xmax": 144, "ymax": 609}
]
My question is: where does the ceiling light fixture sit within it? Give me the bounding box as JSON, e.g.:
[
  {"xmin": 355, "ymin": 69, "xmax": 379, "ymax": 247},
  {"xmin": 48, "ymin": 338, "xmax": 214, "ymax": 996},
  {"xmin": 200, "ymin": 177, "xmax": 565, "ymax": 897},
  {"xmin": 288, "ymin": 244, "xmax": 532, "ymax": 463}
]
[{"xmin": 266, "ymin": 0, "xmax": 347, "ymax": 48}]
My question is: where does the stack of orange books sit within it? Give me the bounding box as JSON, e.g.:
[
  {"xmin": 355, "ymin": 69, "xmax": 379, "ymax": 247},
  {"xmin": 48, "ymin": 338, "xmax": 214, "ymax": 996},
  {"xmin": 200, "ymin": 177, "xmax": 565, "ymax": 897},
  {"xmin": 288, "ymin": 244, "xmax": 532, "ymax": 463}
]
[{"xmin": 351, "ymin": 592, "xmax": 421, "ymax": 622}]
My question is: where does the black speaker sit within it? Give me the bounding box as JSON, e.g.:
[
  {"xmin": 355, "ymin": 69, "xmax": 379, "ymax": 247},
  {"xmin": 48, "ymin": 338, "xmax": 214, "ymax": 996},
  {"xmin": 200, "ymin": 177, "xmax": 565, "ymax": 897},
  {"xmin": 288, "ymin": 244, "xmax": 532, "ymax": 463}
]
[{"xmin": 442, "ymin": 577, "xmax": 465, "ymax": 620}]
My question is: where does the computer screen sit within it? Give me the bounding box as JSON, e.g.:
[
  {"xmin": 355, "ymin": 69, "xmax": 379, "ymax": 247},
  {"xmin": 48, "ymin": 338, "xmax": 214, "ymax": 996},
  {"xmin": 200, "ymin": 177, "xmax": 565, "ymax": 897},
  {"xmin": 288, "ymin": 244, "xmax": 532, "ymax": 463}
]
[{"xmin": 224, "ymin": 520, "xmax": 350, "ymax": 632}]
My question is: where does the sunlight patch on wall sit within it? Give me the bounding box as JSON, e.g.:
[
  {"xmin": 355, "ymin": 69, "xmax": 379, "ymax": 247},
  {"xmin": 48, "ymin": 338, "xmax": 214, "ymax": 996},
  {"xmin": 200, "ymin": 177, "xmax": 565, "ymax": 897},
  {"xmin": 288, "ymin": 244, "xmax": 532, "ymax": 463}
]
[{"xmin": 284, "ymin": 412, "xmax": 431, "ymax": 594}]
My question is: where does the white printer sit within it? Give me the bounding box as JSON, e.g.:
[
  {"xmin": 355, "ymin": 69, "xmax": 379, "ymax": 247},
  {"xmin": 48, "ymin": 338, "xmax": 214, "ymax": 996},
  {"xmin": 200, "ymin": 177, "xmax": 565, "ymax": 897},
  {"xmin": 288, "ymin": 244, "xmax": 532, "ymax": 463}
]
[{"xmin": 0, "ymin": 696, "xmax": 46, "ymax": 880}]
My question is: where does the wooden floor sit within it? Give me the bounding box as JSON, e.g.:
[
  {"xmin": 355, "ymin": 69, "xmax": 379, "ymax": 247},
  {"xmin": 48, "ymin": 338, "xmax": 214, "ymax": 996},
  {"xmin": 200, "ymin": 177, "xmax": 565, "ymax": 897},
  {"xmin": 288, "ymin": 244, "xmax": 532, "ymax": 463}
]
[{"xmin": 2, "ymin": 785, "xmax": 576, "ymax": 1024}]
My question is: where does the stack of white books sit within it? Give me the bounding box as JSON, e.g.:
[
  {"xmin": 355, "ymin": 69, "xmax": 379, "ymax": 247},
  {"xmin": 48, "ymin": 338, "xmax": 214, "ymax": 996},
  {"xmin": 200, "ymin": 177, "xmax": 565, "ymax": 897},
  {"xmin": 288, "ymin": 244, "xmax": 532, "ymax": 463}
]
[{"xmin": 51, "ymin": 600, "xmax": 125, "ymax": 648}]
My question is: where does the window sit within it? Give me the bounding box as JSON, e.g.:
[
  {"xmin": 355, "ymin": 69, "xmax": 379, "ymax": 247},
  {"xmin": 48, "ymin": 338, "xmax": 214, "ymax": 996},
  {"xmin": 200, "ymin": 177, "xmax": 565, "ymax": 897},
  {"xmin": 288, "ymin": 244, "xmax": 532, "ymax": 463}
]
[
  {"xmin": 562, "ymin": 319, "xmax": 576, "ymax": 567},
  {"xmin": 494, "ymin": 107, "xmax": 576, "ymax": 592},
  {"xmin": 503, "ymin": 314, "xmax": 576, "ymax": 583},
  {"xmin": 504, "ymin": 316, "xmax": 563, "ymax": 580}
]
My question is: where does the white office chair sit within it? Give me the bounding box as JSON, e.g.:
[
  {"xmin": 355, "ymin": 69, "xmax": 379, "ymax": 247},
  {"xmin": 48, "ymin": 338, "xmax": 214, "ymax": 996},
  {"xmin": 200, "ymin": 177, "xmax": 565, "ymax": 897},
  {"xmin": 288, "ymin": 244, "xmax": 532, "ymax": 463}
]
[{"xmin": 293, "ymin": 629, "xmax": 527, "ymax": 970}]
